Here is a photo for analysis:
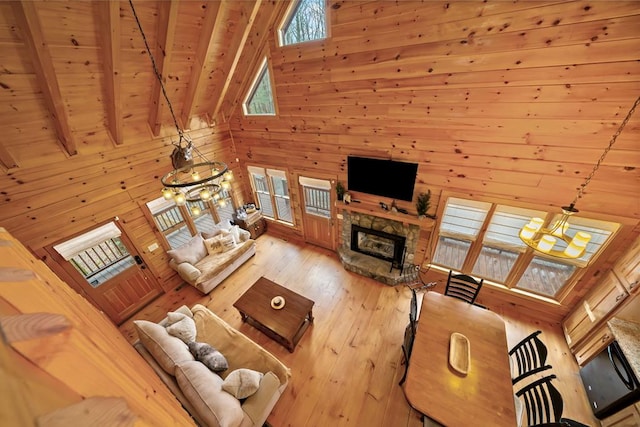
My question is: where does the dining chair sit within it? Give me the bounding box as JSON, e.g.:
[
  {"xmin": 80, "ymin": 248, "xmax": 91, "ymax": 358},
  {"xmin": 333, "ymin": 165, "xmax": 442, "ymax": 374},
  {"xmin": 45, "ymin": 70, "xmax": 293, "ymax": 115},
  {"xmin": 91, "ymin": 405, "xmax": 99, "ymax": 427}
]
[
  {"xmin": 509, "ymin": 330, "xmax": 552, "ymax": 384},
  {"xmin": 444, "ymin": 270, "xmax": 484, "ymax": 305},
  {"xmin": 515, "ymin": 374, "xmax": 563, "ymax": 427}
]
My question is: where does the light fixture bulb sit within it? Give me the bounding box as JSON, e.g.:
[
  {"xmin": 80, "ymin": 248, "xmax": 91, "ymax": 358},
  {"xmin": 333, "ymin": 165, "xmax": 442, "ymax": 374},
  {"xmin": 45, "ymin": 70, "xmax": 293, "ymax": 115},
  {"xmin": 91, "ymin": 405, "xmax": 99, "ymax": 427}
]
[
  {"xmin": 174, "ymin": 192, "xmax": 186, "ymax": 206},
  {"xmin": 224, "ymin": 170, "xmax": 233, "ymax": 181},
  {"xmin": 529, "ymin": 218, "xmax": 544, "ymax": 231},
  {"xmin": 162, "ymin": 188, "xmax": 173, "ymax": 200},
  {"xmin": 221, "ymin": 180, "xmax": 231, "ymax": 190},
  {"xmin": 573, "ymin": 231, "xmax": 592, "ymax": 245},
  {"xmin": 199, "ymin": 187, "xmax": 212, "ymax": 201},
  {"xmin": 213, "ymin": 193, "xmax": 220, "ymax": 201},
  {"xmin": 519, "ymin": 224, "xmax": 538, "ymax": 240},
  {"xmin": 191, "ymin": 206, "xmax": 201, "ymax": 216},
  {"xmin": 191, "ymin": 170, "xmax": 200, "ymax": 181},
  {"xmin": 218, "ymin": 198, "xmax": 227, "ymax": 207},
  {"xmin": 537, "ymin": 235, "xmax": 556, "ymax": 253}
]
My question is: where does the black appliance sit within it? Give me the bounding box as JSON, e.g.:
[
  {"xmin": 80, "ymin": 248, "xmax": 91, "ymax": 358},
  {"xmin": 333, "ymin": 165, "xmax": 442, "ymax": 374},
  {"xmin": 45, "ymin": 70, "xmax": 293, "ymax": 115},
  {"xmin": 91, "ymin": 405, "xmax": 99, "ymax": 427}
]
[{"xmin": 579, "ymin": 340, "xmax": 640, "ymax": 419}]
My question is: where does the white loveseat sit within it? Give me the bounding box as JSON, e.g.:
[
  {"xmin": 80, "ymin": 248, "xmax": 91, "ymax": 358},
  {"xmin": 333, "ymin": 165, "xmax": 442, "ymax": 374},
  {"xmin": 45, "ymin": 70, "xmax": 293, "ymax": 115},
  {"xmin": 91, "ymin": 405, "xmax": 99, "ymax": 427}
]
[
  {"xmin": 134, "ymin": 304, "xmax": 291, "ymax": 427},
  {"xmin": 168, "ymin": 222, "xmax": 256, "ymax": 294}
]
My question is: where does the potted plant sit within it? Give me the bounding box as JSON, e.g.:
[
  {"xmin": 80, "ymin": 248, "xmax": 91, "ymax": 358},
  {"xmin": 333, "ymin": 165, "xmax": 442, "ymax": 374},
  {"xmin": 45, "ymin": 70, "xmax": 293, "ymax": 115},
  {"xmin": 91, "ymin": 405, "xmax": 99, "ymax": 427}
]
[
  {"xmin": 336, "ymin": 181, "xmax": 346, "ymax": 201},
  {"xmin": 416, "ymin": 190, "xmax": 433, "ymax": 219}
]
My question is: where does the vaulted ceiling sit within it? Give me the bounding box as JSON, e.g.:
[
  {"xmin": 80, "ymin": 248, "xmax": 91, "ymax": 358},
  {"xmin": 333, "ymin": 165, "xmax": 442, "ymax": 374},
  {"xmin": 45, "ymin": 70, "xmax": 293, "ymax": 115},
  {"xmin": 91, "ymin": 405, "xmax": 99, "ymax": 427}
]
[
  {"xmin": 0, "ymin": 0, "xmax": 288, "ymax": 170},
  {"xmin": 1, "ymin": 1, "xmax": 639, "ymax": 311}
]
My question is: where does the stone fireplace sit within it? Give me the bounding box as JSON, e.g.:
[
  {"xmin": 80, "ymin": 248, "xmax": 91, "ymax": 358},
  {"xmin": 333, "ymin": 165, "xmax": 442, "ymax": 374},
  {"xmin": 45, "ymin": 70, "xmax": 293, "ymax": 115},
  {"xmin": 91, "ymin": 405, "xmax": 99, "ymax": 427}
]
[
  {"xmin": 351, "ymin": 225, "xmax": 406, "ymax": 268},
  {"xmin": 338, "ymin": 210, "xmax": 420, "ymax": 285}
]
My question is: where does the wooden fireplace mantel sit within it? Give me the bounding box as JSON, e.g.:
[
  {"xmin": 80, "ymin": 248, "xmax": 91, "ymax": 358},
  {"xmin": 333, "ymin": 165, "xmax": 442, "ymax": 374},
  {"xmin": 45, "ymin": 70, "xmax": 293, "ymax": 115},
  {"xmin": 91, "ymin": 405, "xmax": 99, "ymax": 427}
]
[{"xmin": 340, "ymin": 201, "xmax": 435, "ymax": 230}]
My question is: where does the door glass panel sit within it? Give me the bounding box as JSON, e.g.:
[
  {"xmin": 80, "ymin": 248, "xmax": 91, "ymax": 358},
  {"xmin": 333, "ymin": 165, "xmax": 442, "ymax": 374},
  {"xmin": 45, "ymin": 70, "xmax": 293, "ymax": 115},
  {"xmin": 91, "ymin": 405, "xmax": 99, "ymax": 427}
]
[
  {"xmin": 516, "ymin": 256, "xmax": 576, "ymax": 297},
  {"xmin": 69, "ymin": 237, "xmax": 135, "ymax": 288},
  {"xmin": 303, "ymin": 186, "xmax": 330, "ymax": 218}
]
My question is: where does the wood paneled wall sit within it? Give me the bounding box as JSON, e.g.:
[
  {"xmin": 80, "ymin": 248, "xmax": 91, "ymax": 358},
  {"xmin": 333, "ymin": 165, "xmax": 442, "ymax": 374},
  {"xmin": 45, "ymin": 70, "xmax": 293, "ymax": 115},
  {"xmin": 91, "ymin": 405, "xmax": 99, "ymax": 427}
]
[
  {"xmin": 0, "ymin": 1, "xmax": 639, "ymax": 318},
  {"xmin": 228, "ymin": 1, "xmax": 640, "ymax": 311}
]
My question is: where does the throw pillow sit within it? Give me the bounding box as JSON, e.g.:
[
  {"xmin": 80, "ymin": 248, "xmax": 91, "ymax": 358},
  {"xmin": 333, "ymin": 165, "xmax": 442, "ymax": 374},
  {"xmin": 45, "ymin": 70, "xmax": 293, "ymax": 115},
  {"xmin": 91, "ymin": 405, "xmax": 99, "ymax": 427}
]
[
  {"xmin": 228, "ymin": 225, "xmax": 241, "ymax": 245},
  {"xmin": 175, "ymin": 361, "xmax": 244, "ymax": 427},
  {"xmin": 204, "ymin": 236, "xmax": 224, "ymax": 255},
  {"xmin": 133, "ymin": 320, "xmax": 194, "ymax": 375},
  {"xmin": 167, "ymin": 234, "xmax": 207, "ymax": 265},
  {"xmin": 188, "ymin": 341, "xmax": 229, "ymax": 372},
  {"xmin": 166, "ymin": 311, "xmax": 197, "ymax": 343},
  {"xmin": 222, "ymin": 368, "xmax": 264, "ymax": 399},
  {"xmin": 219, "ymin": 233, "xmax": 236, "ymax": 252},
  {"xmin": 201, "ymin": 228, "xmax": 222, "ymax": 240}
]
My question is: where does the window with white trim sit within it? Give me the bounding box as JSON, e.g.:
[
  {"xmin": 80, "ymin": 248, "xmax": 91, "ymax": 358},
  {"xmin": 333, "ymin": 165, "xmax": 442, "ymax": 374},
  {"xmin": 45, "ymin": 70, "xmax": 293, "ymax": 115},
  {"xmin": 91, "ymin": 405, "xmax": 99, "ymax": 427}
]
[
  {"xmin": 147, "ymin": 195, "xmax": 236, "ymax": 249},
  {"xmin": 243, "ymin": 58, "xmax": 275, "ymax": 116},
  {"xmin": 431, "ymin": 196, "xmax": 620, "ymax": 299},
  {"xmin": 279, "ymin": 0, "xmax": 327, "ymax": 46},
  {"xmin": 247, "ymin": 166, "xmax": 293, "ymax": 224}
]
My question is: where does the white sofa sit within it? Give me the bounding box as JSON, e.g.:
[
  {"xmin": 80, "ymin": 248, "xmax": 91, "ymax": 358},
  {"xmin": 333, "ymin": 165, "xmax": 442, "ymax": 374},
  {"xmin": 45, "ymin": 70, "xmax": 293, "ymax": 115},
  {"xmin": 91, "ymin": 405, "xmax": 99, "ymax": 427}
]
[
  {"xmin": 134, "ymin": 304, "xmax": 291, "ymax": 427},
  {"xmin": 168, "ymin": 223, "xmax": 256, "ymax": 294}
]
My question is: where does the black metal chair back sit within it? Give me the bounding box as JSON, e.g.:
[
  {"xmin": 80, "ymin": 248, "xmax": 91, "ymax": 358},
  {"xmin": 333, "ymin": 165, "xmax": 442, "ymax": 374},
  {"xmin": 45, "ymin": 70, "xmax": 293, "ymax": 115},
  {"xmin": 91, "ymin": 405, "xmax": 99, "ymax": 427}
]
[
  {"xmin": 399, "ymin": 287, "xmax": 418, "ymax": 385},
  {"xmin": 444, "ymin": 271, "xmax": 484, "ymax": 304},
  {"xmin": 509, "ymin": 330, "xmax": 552, "ymax": 384},
  {"xmin": 515, "ymin": 375, "xmax": 564, "ymax": 426}
]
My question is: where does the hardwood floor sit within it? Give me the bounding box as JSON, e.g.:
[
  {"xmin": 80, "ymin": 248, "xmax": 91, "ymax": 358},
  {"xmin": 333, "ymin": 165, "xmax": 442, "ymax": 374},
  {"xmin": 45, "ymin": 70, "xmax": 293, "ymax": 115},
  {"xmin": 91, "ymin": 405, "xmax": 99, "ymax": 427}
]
[{"xmin": 119, "ymin": 234, "xmax": 600, "ymax": 427}]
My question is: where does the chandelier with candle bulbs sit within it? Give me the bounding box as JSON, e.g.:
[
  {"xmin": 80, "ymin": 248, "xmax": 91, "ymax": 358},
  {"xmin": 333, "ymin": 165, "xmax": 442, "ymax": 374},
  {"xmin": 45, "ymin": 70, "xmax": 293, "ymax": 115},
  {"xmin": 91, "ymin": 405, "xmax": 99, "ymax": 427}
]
[
  {"xmin": 129, "ymin": 0, "xmax": 231, "ymax": 209},
  {"xmin": 519, "ymin": 96, "xmax": 639, "ymax": 259}
]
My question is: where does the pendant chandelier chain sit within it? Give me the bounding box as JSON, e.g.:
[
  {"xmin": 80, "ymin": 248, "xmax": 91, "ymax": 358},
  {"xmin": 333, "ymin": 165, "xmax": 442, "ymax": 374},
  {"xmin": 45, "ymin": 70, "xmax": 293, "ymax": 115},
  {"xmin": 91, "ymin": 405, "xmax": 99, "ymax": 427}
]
[
  {"xmin": 128, "ymin": 0, "xmax": 185, "ymax": 143},
  {"xmin": 571, "ymin": 96, "xmax": 640, "ymax": 207}
]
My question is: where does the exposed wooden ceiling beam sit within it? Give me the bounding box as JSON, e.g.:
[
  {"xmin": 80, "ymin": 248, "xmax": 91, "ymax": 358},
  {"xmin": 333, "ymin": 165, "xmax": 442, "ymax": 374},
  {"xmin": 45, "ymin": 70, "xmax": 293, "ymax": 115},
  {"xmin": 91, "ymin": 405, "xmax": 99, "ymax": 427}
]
[
  {"xmin": 148, "ymin": 0, "xmax": 179, "ymax": 136},
  {"xmin": 180, "ymin": 1, "xmax": 223, "ymax": 128},
  {"xmin": 11, "ymin": 1, "xmax": 77, "ymax": 157},
  {"xmin": 100, "ymin": 1, "xmax": 123, "ymax": 145},
  {"xmin": 210, "ymin": 0, "xmax": 263, "ymax": 124}
]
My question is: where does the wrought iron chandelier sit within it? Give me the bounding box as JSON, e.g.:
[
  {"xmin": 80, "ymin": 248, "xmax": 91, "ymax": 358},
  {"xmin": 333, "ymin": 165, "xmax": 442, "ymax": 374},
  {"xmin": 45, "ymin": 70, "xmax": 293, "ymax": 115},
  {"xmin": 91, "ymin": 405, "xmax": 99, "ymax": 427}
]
[
  {"xmin": 129, "ymin": 0, "xmax": 231, "ymax": 210},
  {"xmin": 519, "ymin": 96, "xmax": 639, "ymax": 259}
]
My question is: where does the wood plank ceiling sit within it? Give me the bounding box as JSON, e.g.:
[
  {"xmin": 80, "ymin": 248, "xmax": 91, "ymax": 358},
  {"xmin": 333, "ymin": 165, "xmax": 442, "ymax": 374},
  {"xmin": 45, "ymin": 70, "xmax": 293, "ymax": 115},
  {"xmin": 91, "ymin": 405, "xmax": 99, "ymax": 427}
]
[{"xmin": 0, "ymin": 1, "xmax": 639, "ymax": 311}]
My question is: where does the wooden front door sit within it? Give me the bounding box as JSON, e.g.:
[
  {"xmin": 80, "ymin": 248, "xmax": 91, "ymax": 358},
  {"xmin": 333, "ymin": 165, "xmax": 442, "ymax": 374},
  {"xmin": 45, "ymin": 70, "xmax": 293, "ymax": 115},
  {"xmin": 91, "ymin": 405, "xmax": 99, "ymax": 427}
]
[
  {"xmin": 299, "ymin": 177, "xmax": 335, "ymax": 251},
  {"xmin": 42, "ymin": 222, "xmax": 162, "ymax": 325}
]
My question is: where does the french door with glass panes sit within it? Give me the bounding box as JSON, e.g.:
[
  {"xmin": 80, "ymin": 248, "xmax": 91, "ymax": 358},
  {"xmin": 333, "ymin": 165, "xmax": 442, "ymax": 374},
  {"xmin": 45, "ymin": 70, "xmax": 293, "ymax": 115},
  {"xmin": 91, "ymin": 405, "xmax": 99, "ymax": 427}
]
[
  {"xmin": 299, "ymin": 176, "xmax": 335, "ymax": 250},
  {"xmin": 45, "ymin": 221, "xmax": 161, "ymax": 325}
]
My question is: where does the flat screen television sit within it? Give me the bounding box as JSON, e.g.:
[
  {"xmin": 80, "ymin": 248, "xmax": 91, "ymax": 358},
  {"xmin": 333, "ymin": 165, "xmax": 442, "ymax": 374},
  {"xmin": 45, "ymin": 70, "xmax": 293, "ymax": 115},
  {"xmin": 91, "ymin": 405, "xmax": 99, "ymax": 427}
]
[{"xmin": 347, "ymin": 156, "xmax": 418, "ymax": 202}]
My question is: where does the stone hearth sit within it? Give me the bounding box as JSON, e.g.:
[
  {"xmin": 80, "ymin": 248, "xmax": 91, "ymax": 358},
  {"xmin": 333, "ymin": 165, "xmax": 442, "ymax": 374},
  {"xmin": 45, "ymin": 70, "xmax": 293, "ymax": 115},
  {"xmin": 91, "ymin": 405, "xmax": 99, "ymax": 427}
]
[{"xmin": 338, "ymin": 210, "xmax": 420, "ymax": 285}]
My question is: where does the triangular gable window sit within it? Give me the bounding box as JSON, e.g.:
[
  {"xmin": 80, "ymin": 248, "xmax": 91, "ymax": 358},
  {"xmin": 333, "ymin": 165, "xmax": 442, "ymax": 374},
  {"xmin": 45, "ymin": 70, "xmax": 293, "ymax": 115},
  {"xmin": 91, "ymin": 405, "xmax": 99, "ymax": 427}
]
[
  {"xmin": 279, "ymin": 0, "xmax": 327, "ymax": 46},
  {"xmin": 243, "ymin": 58, "xmax": 275, "ymax": 116}
]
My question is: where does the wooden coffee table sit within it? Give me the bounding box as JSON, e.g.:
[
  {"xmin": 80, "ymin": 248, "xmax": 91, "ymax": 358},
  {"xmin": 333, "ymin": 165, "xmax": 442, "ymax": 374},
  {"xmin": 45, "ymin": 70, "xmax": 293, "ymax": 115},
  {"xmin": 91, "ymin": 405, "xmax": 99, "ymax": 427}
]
[{"xmin": 233, "ymin": 277, "xmax": 314, "ymax": 352}]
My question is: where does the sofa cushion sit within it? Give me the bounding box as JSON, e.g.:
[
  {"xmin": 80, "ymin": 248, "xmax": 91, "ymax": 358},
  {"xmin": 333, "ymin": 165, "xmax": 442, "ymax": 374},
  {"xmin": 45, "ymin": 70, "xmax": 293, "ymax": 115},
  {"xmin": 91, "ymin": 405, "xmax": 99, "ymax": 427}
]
[
  {"xmin": 219, "ymin": 234, "xmax": 236, "ymax": 252},
  {"xmin": 193, "ymin": 240, "xmax": 255, "ymax": 287},
  {"xmin": 191, "ymin": 304, "xmax": 291, "ymax": 385},
  {"xmin": 204, "ymin": 236, "xmax": 225, "ymax": 255},
  {"xmin": 188, "ymin": 341, "xmax": 229, "ymax": 372},
  {"xmin": 222, "ymin": 368, "xmax": 264, "ymax": 399},
  {"xmin": 202, "ymin": 220, "xmax": 233, "ymax": 240},
  {"xmin": 167, "ymin": 234, "xmax": 207, "ymax": 265},
  {"xmin": 134, "ymin": 320, "xmax": 194, "ymax": 375},
  {"xmin": 175, "ymin": 361, "xmax": 244, "ymax": 427},
  {"xmin": 202, "ymin": 228, "xmax": 223, "ymax": 240},
  {"xmin": 166, "ymin": 311, "xmax": 197, "ymax": 343}
]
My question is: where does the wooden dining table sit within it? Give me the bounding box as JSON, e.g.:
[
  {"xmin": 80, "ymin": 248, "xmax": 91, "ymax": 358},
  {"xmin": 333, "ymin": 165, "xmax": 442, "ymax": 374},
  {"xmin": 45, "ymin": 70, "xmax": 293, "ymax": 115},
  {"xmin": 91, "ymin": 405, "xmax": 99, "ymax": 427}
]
[{"xmin": 404, "ymin": 291, "xmax": 517, "ymax": 427}]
